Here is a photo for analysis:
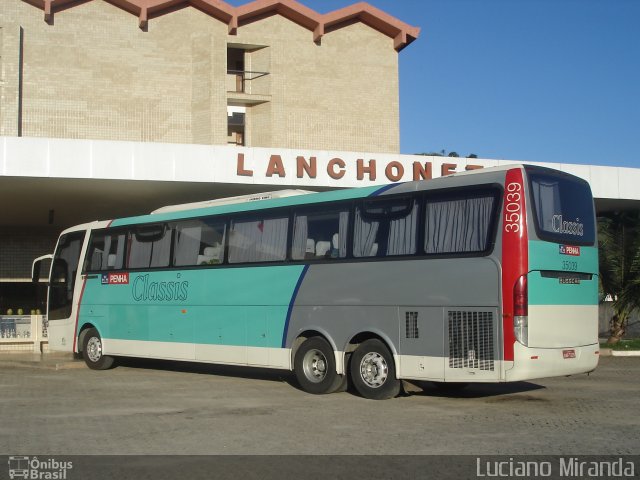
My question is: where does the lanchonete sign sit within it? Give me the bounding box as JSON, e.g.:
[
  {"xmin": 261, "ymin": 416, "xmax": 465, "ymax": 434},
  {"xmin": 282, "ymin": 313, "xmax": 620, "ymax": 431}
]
[{"xmin": 232, "ymin": 150, "xmax": 486, "ymax": 187}]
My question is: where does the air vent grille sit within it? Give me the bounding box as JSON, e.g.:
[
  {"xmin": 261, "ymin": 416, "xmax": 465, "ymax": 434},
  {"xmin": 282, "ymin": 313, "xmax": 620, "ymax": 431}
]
[
  {"xmin": 448, "ymin": 310, "xmax": 494, "ymax": 371},
  {"xmin": 405, "ymin": 312, "xmax": 419, "ymax": 339}
]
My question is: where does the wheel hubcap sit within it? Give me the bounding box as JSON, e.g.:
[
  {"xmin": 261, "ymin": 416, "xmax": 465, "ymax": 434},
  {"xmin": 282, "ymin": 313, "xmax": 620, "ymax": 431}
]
[
  {"xmin": 302, "ymin": 348, "xmax": 328, "ymax": 383},
  {"xmin": 86, "ymin": 336, "xmax": 102, "ymax": 363},
  {"xmin": 359, "ymin": 352, "xmax": 388, "ymax": 388}
]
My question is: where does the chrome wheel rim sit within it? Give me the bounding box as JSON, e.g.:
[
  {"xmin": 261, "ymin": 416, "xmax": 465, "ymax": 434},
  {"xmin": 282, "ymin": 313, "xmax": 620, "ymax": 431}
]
[
  {"xmin": 302, "ymin": 348, "xmax": 328, "ymax": 383},
  {"xmin": 359, "ymin": 352, "xmax": 388, "ymax": 388},
  {"xmin": 86, "ymin": 336, "xmax": 102, "ymax": 363}
]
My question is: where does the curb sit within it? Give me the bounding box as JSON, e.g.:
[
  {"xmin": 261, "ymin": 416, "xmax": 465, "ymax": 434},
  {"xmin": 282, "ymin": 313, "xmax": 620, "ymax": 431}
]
[
  {"xmin": 0, "ymin": 353, "xmax": 84, "ymax": 370},
  {"xmin": 610, "ymin": 350, "xmax": 640, "ymax": 357},
  {"xmin": 0, "ymin": 360, "xmax": 85, "ymax": 370}
]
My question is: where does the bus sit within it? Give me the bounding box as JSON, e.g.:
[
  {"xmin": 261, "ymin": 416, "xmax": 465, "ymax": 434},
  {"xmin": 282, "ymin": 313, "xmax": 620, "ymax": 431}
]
[{"xmin": 32, "ymin": 164, "xmax": 599, "ymax": 400}]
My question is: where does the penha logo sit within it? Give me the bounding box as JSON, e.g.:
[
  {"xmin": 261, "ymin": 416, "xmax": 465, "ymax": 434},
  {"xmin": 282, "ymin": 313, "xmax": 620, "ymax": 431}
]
[
  {"xmin": 559, "ymin": 245, "xmax": 581, "ymax": 256},
  {"xmin": 101, "ymin": 272, "xmax": 129, "ymax": 285}
]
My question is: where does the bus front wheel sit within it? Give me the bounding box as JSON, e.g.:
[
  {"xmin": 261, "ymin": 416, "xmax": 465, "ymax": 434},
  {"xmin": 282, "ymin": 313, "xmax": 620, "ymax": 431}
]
[
  {"xmin": 350, "ymin": 339, "xmax": 400, "ymax": 400},
  {"xmin": 82, "ymin": 328, "xmax": 115, "ymax": 370},
  {"xmin": 294, "ymin": 337, "xmax": 344, "ymax": 394}
]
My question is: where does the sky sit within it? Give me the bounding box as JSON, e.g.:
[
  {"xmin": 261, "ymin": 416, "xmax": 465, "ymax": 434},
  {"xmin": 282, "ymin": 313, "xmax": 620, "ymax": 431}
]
[{"xmin": 226, "ymin": 0, "xmax": 640, "ymax": 168}]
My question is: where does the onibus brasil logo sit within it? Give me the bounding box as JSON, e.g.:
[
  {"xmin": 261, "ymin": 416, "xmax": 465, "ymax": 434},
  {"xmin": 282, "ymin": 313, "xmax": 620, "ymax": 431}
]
[{"xmin": 7, "ymin": 456, "xmax": 72, "ymax": 479}]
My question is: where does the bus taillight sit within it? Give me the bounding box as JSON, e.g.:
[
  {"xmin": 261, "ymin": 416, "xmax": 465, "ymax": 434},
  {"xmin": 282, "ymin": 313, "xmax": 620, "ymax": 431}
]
[{"xmin": 514, "ymin": 275, "xmax": 528, "ymax": 346}]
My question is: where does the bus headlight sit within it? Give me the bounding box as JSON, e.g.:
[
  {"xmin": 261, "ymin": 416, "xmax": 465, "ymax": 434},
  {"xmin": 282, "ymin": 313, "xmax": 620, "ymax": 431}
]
[{"xmin": 514, "ymin": 315, "xmax": 528, "ymax": 346}]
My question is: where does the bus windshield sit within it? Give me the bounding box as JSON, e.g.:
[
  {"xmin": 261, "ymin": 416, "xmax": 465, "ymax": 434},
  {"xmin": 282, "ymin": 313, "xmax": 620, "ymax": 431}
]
[
  {"xmin": 48, "ymin": 231, "xmax": 84, "ymax": 320},
  {"xmin": 528, "ymin": 172, "xmax": 595, "ymax": 245}
]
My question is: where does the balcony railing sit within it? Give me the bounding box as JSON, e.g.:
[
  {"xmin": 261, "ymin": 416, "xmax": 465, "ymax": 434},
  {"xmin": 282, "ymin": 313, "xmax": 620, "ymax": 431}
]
[{"xmin": 226, "ymin": 70, "xmax": 269, "ymax": 94}]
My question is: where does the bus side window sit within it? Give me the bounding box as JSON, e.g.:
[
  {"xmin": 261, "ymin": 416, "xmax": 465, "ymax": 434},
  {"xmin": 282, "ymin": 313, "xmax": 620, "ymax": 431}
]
[
  {"xmin": 174, "ymin": 219, "xmax": 226, "ymax": 266},
  {"xmin": 424, "ymin": 191, "xmax": 496, "ymax": 255},
  {"xmin": 292, "ymin": 209, "xmax": 349, "ymax": 260},
  {"xmin": 200, "ymin": 220, "xmax": 226, "ymax": 265},
  {"xmin": 353, "ymin": 198, "xmax": 418, "ymax": 258},
  {"xmin": 229, "ymin": 215, "xmax": 288, "ymax": 263},
  {"xmin": 128, "ymin": 224, "xmax": 172, "ymax": 269},
  {"xmin": 85, "ymin": 231, "xmax": 126, "ymax": 271}
]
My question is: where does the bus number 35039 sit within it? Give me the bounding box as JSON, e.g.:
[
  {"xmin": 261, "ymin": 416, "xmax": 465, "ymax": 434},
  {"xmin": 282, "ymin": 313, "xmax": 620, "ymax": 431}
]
[{"xmin": 504, "ymin": 182, "xmax": 522, "ymax": 233}]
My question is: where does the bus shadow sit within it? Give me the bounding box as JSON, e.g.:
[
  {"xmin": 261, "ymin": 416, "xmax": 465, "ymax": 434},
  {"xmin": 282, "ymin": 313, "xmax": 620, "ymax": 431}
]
[
  {"xmin": 113, "ymin": 358, "xmax": 545, "ymax": 399},
  {"xmin": 115, "ymin": 357, "xmax": 297, "ymax": 387},
  {"xmin": 405, "ymin": 380, "xmax": 546, "ymax": 399}
]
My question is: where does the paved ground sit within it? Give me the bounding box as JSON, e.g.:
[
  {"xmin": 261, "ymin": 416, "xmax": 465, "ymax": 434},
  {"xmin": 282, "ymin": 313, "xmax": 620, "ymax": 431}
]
[{"xmin": 0, "ymin": 354, "xmax": 638, "ymax": 456}]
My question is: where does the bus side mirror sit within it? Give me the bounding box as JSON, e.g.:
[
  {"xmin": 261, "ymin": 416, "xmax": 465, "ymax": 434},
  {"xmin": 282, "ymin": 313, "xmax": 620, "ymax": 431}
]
[{"xmin": 32, "ymin": 254, "xmax": 53, "ymax": 284}]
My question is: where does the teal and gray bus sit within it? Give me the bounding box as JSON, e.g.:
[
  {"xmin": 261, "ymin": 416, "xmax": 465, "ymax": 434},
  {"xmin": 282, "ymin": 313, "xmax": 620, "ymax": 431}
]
[{"xmin": 34, "ymin": 165, "xmax": 599, "ymax": 399}]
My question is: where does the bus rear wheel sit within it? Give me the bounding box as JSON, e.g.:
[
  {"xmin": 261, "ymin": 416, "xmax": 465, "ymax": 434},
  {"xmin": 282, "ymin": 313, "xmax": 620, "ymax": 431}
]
[
  {"xmin": 350, "ymin": 339, "xmax": 400, "ymax": 400},
  {"xmin": 294, "ymin": 337, "xmax": 344, "ymax": 394},
  {"xmin": 82, "ymin": 328, "xmax": 114, "ymax": 370}
]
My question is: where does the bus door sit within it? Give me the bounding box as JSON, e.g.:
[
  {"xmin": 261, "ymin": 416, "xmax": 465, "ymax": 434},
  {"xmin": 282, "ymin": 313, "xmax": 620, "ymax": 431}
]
[{"xmin": 47, "ymin": 231, "xmax": 87, "ymax": 352}]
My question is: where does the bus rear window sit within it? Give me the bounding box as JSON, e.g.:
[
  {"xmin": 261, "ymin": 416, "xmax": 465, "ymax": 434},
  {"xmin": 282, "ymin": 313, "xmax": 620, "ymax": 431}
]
[{"xmin": 529, "ymin": 173, "xmax": 595, "ymax": 245}]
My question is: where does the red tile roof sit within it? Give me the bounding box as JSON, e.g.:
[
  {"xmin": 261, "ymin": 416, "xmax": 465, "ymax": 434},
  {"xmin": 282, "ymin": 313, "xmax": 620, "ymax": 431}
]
[{"xmin": 27, "ymin": 0, "xmax": 420, "ymax": 50}]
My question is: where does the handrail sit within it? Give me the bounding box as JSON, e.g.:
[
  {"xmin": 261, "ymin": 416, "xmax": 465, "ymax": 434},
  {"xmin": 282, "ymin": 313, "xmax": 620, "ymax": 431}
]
[{"xmin": 227, "ymin": 69, "xmax": 269, "ymax": 81}]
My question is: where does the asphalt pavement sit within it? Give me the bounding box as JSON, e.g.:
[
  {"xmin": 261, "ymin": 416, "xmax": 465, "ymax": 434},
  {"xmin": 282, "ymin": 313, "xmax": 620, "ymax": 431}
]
[{"xmin": 0, "ymin": 353, "xmax": 638, "ymax": 456}]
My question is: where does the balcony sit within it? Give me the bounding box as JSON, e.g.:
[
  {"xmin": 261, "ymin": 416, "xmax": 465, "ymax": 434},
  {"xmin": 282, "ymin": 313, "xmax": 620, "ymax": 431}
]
[{"xmin": 226, "ymin": 70, "xmax": 271, "ymax": 106}]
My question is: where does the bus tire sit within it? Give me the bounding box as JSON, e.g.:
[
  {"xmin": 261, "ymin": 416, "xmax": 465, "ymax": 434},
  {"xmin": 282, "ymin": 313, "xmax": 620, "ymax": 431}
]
[
  {"xmin": 350, "ymin": 339, "xmax": 400, "ymax": 400},
  {"xmin": 82, "ymin": 328, "xmax": 114, "ymax": 370},
  {"xmin": 294, "ymin": 337, "xmax": 344, "ymax": 394}
]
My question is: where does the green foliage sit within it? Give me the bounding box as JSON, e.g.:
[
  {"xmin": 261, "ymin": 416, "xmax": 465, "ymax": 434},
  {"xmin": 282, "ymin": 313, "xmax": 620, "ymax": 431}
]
[
  {"xmin": 598, "ymin": 210, "xmax": 640, "ymax": 342},
  {"xmin": 414, "ymin": 150, "xmax": 478, "ymax": 158},
  {"xmin": 600, "ymin": 338, "xmax": 640, "ymax": 351}
]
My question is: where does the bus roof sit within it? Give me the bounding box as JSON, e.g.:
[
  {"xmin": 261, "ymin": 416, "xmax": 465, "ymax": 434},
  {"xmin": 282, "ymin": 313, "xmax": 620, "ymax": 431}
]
[
  {"xmin": 77, "ymin": 164, "xmax": 566, "ymax": 230},
  {"xmin": 151, "ymin": 189, "xmax": 315, "ymax": 214}
]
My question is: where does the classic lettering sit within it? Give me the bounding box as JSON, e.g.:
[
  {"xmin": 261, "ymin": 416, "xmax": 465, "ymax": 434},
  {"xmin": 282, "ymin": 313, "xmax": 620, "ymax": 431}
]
[
  {"xmin": 132, "ymin": 274, "xmax": 189, "ymax": 302},
  {"xmin": 552, "ymin": 215, "xmax": 584, "ymax": 236}
]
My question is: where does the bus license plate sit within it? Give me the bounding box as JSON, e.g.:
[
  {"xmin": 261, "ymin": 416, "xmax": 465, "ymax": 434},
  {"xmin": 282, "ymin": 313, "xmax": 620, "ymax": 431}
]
[{"xmin": 563, "ymin": 349, "xmax": 576, "ymax": 359}]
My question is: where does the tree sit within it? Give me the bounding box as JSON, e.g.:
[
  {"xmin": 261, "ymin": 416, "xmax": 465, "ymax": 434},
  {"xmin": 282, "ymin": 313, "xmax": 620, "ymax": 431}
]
[
  {"xmin": 414, "ymin": 150, "xmax": 479, "ymax": 158},
  {"xmin": 598, "ymin": 211, "xmax": 640, "ymax": 343}
]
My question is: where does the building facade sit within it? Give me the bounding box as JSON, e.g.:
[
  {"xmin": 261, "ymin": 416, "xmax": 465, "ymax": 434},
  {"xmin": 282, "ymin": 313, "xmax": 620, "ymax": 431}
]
[{"xmin": 0, "ymin": 0, "xmax": 418, "ymax": 152}]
